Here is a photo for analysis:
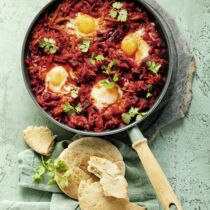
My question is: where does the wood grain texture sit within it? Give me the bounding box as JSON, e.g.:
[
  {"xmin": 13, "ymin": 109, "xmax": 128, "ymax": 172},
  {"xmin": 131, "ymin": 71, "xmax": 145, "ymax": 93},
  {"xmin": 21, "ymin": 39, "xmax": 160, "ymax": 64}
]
[{"xmin": 0, "ymin": 0, "xmax": 210, "ymax": 209}]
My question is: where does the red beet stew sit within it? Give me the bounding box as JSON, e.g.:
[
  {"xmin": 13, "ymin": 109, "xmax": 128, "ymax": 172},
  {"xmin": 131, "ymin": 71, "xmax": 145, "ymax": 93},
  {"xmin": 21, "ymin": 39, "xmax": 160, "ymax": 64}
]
[{"xmin": 25, "ymin": 0, "xmax": 168, "ymax": 132}]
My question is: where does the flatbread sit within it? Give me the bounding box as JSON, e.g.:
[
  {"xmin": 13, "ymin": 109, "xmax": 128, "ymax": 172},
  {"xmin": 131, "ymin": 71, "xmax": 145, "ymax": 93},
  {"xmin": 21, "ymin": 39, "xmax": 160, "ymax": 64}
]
[
  {"xmin": 55, "ymin": 166, "xmax": 94, "ymax": 200},
  {"xmin": 88, "ymin": 156, "xmax": 128, "ymax": 200},
  {"xmin": 23, "ymin": 126, "xmax": 56, "ymax": 156},
  {"xmin": 55, "ymin": 137, "xmax": 125, "ymax": 200},
  {"xmin": 78, "ymin": 181, "xmax": 146, "ymax": 210}
]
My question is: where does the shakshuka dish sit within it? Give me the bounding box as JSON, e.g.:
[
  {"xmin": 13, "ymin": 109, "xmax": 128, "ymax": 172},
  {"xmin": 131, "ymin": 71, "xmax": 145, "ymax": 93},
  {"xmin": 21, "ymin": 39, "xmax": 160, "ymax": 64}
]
[{"xmin": 25, "ymin": 0, "xmax": 169, "ymax": 132}]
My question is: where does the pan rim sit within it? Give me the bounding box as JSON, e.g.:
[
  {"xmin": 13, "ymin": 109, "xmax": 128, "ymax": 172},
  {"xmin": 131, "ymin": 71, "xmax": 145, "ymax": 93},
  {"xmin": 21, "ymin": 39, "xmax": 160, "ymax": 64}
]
[{"xmin": 21, "ymin": 0, "xmax": 174, "ymax": 136}]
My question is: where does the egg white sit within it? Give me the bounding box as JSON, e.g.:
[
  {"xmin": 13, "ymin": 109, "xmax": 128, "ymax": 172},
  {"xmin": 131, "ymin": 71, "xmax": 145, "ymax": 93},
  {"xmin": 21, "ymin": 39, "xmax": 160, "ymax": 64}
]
[{"xmin": 91, "ymin": 80, "xmax": 122, "ymax": 109}]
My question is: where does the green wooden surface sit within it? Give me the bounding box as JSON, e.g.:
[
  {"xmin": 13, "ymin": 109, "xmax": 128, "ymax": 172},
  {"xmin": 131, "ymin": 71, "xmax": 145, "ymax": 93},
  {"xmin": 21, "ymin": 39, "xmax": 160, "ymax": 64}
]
[{"xmin": 0, "ymin": 0, "xmax": 210, "ymax": 209}]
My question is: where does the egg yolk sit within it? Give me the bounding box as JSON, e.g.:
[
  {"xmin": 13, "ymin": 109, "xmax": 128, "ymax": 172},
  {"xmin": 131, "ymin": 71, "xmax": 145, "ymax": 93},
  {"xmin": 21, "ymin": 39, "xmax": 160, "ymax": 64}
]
[
  {"xmin": 121, "ymin": 35, "xmax": 138, "ymax": 56},
  {"xmin": 76, "ymin": 14, "xmax": 97, "ymax": 34},
  {"xmin": 47, "ymin": 66, "xmax": 68, "ymax": 86}
]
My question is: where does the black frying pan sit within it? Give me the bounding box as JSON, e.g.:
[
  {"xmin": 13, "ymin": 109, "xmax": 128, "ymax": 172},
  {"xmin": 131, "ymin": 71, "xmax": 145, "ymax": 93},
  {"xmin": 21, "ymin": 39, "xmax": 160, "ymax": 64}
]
[{"xmin": 22, "ymin": 1, "xmax": 182, "ymax": 209}]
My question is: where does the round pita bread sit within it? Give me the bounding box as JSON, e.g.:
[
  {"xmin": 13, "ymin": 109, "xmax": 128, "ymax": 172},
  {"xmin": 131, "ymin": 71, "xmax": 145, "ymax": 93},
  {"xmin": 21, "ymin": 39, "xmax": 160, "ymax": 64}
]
[
  {"xmin": 78, "ymin": 181, "xmax": 146, "ymax": 210},
  {"xmin": 55, "ymin": 137, "xmax": 125, "ymax": 200}
]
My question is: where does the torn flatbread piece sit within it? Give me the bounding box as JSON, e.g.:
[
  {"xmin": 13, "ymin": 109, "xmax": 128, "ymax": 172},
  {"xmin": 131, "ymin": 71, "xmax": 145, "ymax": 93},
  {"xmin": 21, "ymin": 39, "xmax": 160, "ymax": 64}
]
[
  {"xmin": 23, "ymin": 126, "xmax": 56, "ymax": 156},
  {"xmin": 54, "ymin": 137, "xmax": 125, "ymax": 200},
  {"xmin": 88, "ymin": 156, "xmax": 128, "ymax": 200},
  {"xmin": 78, "ymin": 181, "xmax": 146, "ymax": 210}
]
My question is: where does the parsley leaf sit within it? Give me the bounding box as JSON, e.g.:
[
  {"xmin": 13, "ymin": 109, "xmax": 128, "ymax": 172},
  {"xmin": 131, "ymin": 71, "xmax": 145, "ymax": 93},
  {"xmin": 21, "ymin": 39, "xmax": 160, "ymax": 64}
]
[
  {"xmin": 62, "ymin": 103, "xmax": 76, "ymax": 115},
  {"xmin": 71, "ymin": 87, "xmax": 79, "ymax": 99},
  {"xmin": 113, "ymin": 73, "xmax": 119, "ymax": 82},
  {"xmin": 54, "ymin": 159, "xmax": 69, "ymax": 172},
  {"xmin": 110, "ymin": 9, "xmax": 118, "ymax": 18},
  {"xmin": 78, "ymin": 39, "xmax": 90, "ymax": 53},
  {"xmin": 121, "ymin": 107, "xmax": 148, "ymax": 125},
  {"xmin": 112, "ymin": 2, "xmax": 123, "ymax": 9},
  {"xmin": 90, "ymin": 54, "xmax": 105, "ymax": 65},
  {"xmin": 146, "ymin": 92, "xmax": 153, "ymax": 98},
  {"xmin": 117, "ymin": 9, "xmax": 128, "ymax": 22},
  {"xmin": 62, "ymin": 102, "xmax": 82, "ymax": 115},
  {"xmin": 33, "ymin": 165, "xmax": 46, "ymax": 182},
  {"xmin": 95, "ymin": 55, "xmax": 105, "ymax": 62},
  {"xmin": 146, "ymin": 61, "xmax": 161, "ymax": 74},
  {"xmin": 90, "ymin": 53, "xmax": 96, "ymax": 65},
  {"xmin": 75, "ymin": 103, "xmax": 82, "ymax": 113},
  {"xmin": 122, "ymin": 113, "xmax": 131, "ymax": 124},
  {"xmin": 100, "ymin": 80, "xmax": 116, "ymax": 89},
  {"xmin": 39, "ymin": 38, "xmax": 57, "ymax": 54},
  {"xmin": 33, "ymin": 157, "xmax": 69, "ymax": 186},
  {"xmin": 128, "ymin": 107, "xmax": 139, "ymax": 117},
  {"xmin": 103, "ymin": 60, "xmax": 117, "ymax": 75}
]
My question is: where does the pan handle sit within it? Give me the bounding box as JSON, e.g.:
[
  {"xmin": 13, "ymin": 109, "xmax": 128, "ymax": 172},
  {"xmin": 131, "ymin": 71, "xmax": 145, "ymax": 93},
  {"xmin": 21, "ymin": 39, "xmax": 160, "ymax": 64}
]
[{"xmin": 128, "ymin": 126, "xmax": 183, "ymax": 210}]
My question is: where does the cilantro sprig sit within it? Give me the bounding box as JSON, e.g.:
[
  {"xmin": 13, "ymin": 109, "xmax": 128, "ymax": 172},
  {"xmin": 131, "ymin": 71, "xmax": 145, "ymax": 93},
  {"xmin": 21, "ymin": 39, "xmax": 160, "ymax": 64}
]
[
  {"xmin": 146, "ymin": 84, "xmax": 153, "ymax": 99},
  {"xmin": 62, "ymin": 102, "xmax": 82, "ymax": 115},
  {"xmin": 33, "ymin": 157, "xmax": 70, "ymax": 188},
  {"xmin": 39, "ymin": 38, "xmax": 57, "ymax": 54},
  {"xmin": 78, "ymin": 39, "xmax": 90, "ymax": 53},
  {"xmin": 89, "ymin": 53, "xmax": 105, "ymax": 65},
  {"xmin": 146, "ymin": 61, "xmax": 161, "ymax": 74},
  {"xmin": 71, "ymin": 87, "xmax": 79, "ymax": 99},
  {"xmin": 122, "ymin": 107, "xmax": 147, "ymax": 124},
  {"xmin": 100, "ymin": 80, "xmax": 116, "ymax": 89},
  {"xmin": 100, "ymin": 60, "xmax": 120, "ymax": 89},
  {"xmin": 110, "ymin": 2, "xmax": 128, "ymax": 22}
]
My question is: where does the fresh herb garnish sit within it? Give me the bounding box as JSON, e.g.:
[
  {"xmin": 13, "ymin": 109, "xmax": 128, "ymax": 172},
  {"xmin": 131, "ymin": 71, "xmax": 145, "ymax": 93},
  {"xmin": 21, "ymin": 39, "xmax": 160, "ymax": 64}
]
[
  {"xmin": 121, "ymin": 107, "xmax": 147, "ymax": 124},
  {"xmin": 78, "ymin": 39, "xmax": 90, "ymax": 53},
  {"xmin": 103, "ymin": 60, "xmax": 117, "ymax": 75},
  {"xmin": 100, "ymin": 80, "xmax": 116, "ymax": 89},
  {"xmin": 95, "ymin": 55, "xmax": 105, "ymax": 62},
  {"xmin": 89, "ymin": 53, "xmax": 105, "ymax": 65},
  {"xmin": 117, "ymin": 9, "xmax": 128, "ymax": 22},
  {"xmin": 110, "ymin": 2, "xmax": 128, "ymax": 22},
  {"xmin": 112, "ymin": 2, "xmax": 123, "ymax": 9},
  {"xmin": 146, "ymin": 61, "xmax": 161, "ymax": 74},
  {"xmin": 113, "ymin": 73, "xmax": 119, "ymax": 82},
  {"xmin": 39, "ymin": 38, "xmax": 57, "ymax": 54},
  {"xmin": 33, "ymin": 157, "xmax": 70, "ymax": 188},
  {"xmin": 71, "ymin": 87, "xmax": 79, "ymax": 99},
  {"xmin": 110, "ymin": 9, "xmax": 118, "ymax": 19},
  {"xmin": 62, "ymin": 102, "xmax": 82, "ymax": 115},
  {"xmin": 146, "ymin": 84, "xmax": 153, "ymax": 98}
]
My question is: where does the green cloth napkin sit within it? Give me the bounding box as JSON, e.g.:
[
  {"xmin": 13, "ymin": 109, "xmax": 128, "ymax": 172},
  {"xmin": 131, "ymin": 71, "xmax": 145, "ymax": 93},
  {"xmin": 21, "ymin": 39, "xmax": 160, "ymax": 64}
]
[{"xmin": 13, "ymin": 138, "xmax": 160, "ymax": 210}]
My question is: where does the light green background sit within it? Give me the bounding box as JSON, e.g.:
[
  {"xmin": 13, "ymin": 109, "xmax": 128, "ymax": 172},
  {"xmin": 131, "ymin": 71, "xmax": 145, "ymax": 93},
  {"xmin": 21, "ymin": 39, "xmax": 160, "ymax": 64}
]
[{"xmin": 0, "ymin": 0, "xmax": 210, "ymax": 209}]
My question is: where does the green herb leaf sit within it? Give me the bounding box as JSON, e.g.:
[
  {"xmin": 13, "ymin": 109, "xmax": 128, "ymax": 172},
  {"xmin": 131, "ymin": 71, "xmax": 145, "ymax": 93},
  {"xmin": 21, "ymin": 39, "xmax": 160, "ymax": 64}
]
[
  {"xmin": 71, "ymin": 87, "xmax": 79, "ymax": 99},
  {"xmin": 39, "ymin": 38, "xmax": 57, "ymax": 54},
  {"xmin": 90, "ymin": 53, "xmax": 96, "ymax": 65},
  {"xmin": 103, "ymin": 60, "xmax": 117, "ymax": 75},
  {"xmin": 78, "ymin": 39, "xmax": 90, "ymax": 53},
  {"xmin": 33, "ymin": 165, "xmax": 46, "ymax": 182},
  {"xmin": 122, "ymin": 113, "xmax": 131, "ymax": 124},
  {"xmin": 113, "ymin": 73, "xmax": 119, "ymax": 82},
  {"xmin": 54, "ymin": 159, "xmax": 69, "ymax": 173},
  {"xmin": 136, "ymin": 114, "xmax": 143, "ymax": 121},
  {"xmin": 128, "ymin": 107, "xmax": 139, "ymax": 117},
  {"xmin": 110, "ymin": 9, "xmax": 118, "ymax": 18},
  {"xmin": 112, "ymin": 2, "xmax": 123, "ymax": 9},
  {"xmin": 48, "ymin": 178, "xmax": 56, "ymax": 185},
  {"xmin": 75, "ymin": 103, "xmax": 82, "ymax": 113},
  {"xmin": 146, "ymin": 92, "xmax": 153, "ymax": 98},
  {"xmin": 59, "ymin": 176, "xmax": 69, "ymax": 189},
  {"xmin": 100, "ymin": 80, "xmax": 116, "ymax": 89},
  {"xmin": 117, "ymin": 9, "xmax": 128, "ymax": 22},
  {"xmin": 62, "ymin": 103, "xmax": 76, "ymax": 115},
  {"xmin": 146, "ymin": 61, "xmax": 161, "ymax": 74},
  {"xmin": 95, "ymin": 55, "xmax": 105, "ymax": 62}
]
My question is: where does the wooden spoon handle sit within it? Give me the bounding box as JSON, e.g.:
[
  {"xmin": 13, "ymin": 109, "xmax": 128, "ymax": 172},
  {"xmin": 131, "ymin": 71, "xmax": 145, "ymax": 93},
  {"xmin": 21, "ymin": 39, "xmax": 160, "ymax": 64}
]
[{"xmin": 132, "ymin": 139, "xmax": 183, "ymax": 210}]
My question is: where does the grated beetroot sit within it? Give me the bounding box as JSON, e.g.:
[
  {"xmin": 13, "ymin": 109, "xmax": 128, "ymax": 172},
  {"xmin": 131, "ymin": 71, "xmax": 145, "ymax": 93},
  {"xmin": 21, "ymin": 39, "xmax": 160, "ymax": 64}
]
[{"xmin": 26, "ymin": 0, "xmax": 169, "ymax": 132}]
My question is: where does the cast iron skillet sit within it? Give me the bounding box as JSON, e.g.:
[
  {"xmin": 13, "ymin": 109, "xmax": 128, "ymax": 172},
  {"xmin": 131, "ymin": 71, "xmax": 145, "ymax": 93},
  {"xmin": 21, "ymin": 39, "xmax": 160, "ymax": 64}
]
[{"xmin": 22, "ymin": 1, "xmax": 183, "ymax": 209}]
